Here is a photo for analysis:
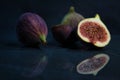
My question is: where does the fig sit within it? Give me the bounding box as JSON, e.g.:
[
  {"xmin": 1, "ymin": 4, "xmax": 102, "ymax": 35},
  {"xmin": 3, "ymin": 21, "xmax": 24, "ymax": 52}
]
[
  {"xmin": 61, "ymin": 6, "xmax": 84, "ymax": 29},
  {"xmin": 76, "ymin": 53, "xmax": 110, "ymax": 76},
  {"xmin": 51, "ymin": 6, "xmax": 84, "ymax": 45},
  {"xmin": 77, "ymin": 14, "xmax": 111, "ymax": 47},
  {"xmin": 51, "ymin": 24, "xmax": 73, "ymax": 44},
  {"xmin": 16, "ymin": 12, "xmax": 48, "ymax": 47}
]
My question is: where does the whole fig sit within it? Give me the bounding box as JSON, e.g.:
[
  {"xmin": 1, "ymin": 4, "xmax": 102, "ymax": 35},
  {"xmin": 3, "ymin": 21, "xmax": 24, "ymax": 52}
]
[
  {"xmin": 61, "ymin": 6, "xmax": 84, "ymax": 29},
  {"xmin": 16, "ymin": 12, "xmax": 48, "ymax": 47}
]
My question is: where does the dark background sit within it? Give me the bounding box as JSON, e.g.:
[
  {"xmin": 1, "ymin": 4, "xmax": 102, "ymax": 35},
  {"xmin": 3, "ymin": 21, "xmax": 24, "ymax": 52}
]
[{"xmin": 0, "ymin": 0, "xmax": 120, "ymax": 80}]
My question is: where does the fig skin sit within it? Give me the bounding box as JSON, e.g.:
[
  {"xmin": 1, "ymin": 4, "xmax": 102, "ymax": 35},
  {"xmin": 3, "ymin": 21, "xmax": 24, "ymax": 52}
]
[
  {"xmin": 77, "ymin": 14, "xmax": 111, "ymax": 48},
  {"xmin": 61, "ymin": 6, "xmax": 84, "ymax": 29},
  {"xmin": 16, "ymin": 12, "xmax": 48, "ymax": 47},
  {"xmin": 52, "ymin": 6, "xmax": 84, "ymax": 45},
  {"xmin": 51, "ymin": 24, "xmax": 74, "ymax": 45}
]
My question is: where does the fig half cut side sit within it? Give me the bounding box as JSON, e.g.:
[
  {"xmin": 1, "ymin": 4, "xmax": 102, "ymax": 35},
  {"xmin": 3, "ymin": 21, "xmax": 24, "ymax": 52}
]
[
  {"xmin": 77, "ymin": 14, "xmax": 111, "ymax": 47},
  {"xmin": 76, "ymin": 53, "xmax": 110, "ymax": 76}
]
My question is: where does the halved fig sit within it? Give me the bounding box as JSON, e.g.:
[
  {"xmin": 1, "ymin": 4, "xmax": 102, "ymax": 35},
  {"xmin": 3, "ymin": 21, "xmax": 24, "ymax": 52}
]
[
  {"xmin": 77, "ymin": 14, "xmax": 111, "ymax": 47},
  {"xmin": 76, "ymin": 53, "xmax": 110, "ymax": 76},
  {"xmin": 51, "ymin": 24, "xmax": 73, "ymax": 44},
  {"xmin": 51, "ymin": 24, "xmax": 81, "ymax": 46}
]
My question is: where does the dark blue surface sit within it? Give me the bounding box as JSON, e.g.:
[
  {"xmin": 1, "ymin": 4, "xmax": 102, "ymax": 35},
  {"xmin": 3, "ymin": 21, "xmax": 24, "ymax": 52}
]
[
  {"xmin": 0, "ymin": 35, "xmax": 120, "ymax": 80},
  {"xmin": 0, "ymin": 0, "xmax": 120, "ymax": 80}
]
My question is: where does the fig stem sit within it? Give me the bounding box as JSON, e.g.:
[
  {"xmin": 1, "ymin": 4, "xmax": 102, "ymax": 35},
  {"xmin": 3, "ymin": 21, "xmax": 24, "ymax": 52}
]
[
  {"xmin": 69, "ymin": 6, "xmax": 75, "ymax": 13},
  {"xmin": 95, "ymin": 14, "xmax": 101, "ymax": 20},
  {"xmin": 39, "ymin": 34, "xmax": 47, "ymax": 45},
  {"xmin": 93, "ymin": 71, "xmax": 98, "ymax": 76}
]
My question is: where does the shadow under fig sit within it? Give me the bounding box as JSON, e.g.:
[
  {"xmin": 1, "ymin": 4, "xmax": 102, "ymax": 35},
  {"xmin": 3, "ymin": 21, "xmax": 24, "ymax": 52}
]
[
  {"xmin": 57, "ymin": 28, "xmax": 104, "ymax": 51},
  {"xmin": 59, "ymin": 41, "xmax": 104, "ymax": 51},
  {"xmin": 0, "ymin": 41, "xmax": 43, "ymax": 49}
]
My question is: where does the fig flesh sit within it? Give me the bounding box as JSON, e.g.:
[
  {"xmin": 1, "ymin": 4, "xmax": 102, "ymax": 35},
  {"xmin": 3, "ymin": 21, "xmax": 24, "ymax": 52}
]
[
  {"xmin": 16, "ymin": 12, "xmax": 48, "ymax": 47},
  {"xmin": 76, "ymin": 53, "xmax": 110, "ymax": 76},
  {"xmin": 61, "ymin": 6, "xmax": 84, "ymax": 29},
  {"xmin": 77, "ymin": 14, "xmax": 111, "ymax": 47}
]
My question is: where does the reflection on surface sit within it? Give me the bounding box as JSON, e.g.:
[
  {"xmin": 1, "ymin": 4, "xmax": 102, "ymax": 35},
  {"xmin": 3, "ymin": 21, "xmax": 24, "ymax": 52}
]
[
  {"xmin": 0, "ymin": 36, "xmax": 120, "ymax": 80},
  {"xmin": 0, "ymin": 54, "xmax": 48, "ymax": 79},
  {"xmin": 22, "ymin": 56, "xmax": 48, "ymax": 78}
]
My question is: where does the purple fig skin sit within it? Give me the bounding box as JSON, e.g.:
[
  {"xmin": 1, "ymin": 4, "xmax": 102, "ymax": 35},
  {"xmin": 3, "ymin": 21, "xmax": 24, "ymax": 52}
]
[
  {"xmin": 51, "ymin": 24, "xmax": 76, "ymax": 45},
  {"xmin": 16, "ymin": 12, "xmax": 48, "ymax": 47}
]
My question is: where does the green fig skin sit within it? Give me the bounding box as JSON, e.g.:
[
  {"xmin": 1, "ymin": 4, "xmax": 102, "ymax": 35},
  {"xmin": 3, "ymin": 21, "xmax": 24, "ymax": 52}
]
[
  {"xmin": 61, "ymin": 6, "xmax": 85, "ymax": 29},
  {"xmin": 16, "ymin": 12, "xmax": 48, "ymax": 47}
]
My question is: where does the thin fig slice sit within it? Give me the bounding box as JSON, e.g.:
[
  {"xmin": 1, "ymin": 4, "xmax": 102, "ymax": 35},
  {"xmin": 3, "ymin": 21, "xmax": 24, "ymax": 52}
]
[
  {"xmin": 77, "ymin": 14, "xmax": 111, "ymax": 47},
  {"xmin": 76, "ymin": 53, "xmax": 110, "ymax": 76}
]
